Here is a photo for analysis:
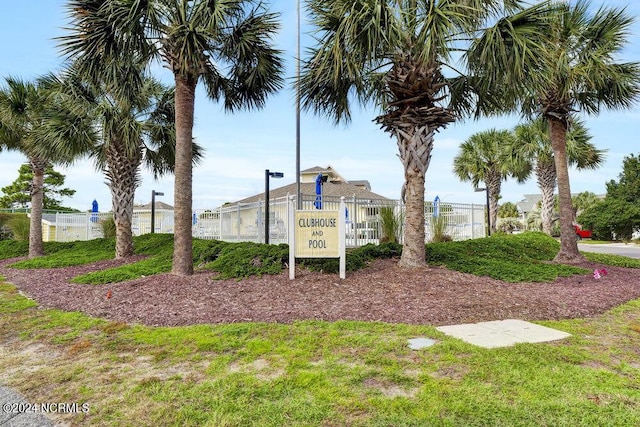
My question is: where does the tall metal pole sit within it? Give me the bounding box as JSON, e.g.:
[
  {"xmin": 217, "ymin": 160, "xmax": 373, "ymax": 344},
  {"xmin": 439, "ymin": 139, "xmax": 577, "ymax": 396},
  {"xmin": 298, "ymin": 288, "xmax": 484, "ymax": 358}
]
[
  {"xmin": 151, "ymin": 190, "xmax": 156, "ymax": 234},
  {"xmin": 265, "ymin": 169, "xmax": 270, "ymax": 244},
  {"xmin": 295, "ymin": 0, "xmax": 302, "ymax": 210}
]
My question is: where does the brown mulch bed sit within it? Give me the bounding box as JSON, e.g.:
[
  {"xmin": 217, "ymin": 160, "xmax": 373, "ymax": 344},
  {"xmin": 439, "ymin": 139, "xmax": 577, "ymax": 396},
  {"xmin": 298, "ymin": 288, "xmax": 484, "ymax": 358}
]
[{"xmin": 1, "ymin": 257, "xmax": 639, "ymax": 327}]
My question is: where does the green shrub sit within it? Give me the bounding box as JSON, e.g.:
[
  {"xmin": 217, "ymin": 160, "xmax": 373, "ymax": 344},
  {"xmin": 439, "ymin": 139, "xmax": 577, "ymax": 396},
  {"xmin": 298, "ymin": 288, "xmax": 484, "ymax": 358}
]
[
  {"xmin": 0, "ymin": 225, "xmax": 12, "ymax": 240},
  {"xmin": 9, "ymin": 231, "xmax": 613, "ymax": 285},
  {"xmin": 429, "ymin": 214, "xmax": 452, "ymax": 243},
  {"xmin": 497, "ymin": 218, "xmax": 523, "ymax": 234},
  {"xmin": 101, "ymin": 217, "xmax": 117, "ymax": 239},
  {"xmin": 205, "ymin": 242, "xmax": 289, "ymax": 279},
  {"xmin": 0, "ymin": 213, "xmax": 16, "ymax": 240},
  {"xmin": 90, "ymin": 239, "xmax": 271, "ymax": 281},
  {"xmin": 300, "ymin": 242, "xmax": 402, "ymax": 274},
  {"xmin": 72, "ymin": 234, "xmax": 175, "ymax": 284},
  {"xmin": 6, "ymin": 215, "xmax": 30, "ymax": 241},
  {"xmin": 582, "ymin": 252, "xmax": 640, "ymax": 268},
  {"xmin": 132, "ymin": 233, "xmax": 174, "ymax": 255},
  {"xmin": 0, "ymin": 240, "xmax": 29, "ymax": 259},
  {"xmin": 424, "ymin": 232, "xmax": 586, "ymax": 282},
  {"xmin": 193, "ymin": 239, "xmax": 230, "ymax": 265},
  {"xmin": 379, "ymin": 206, "xmax": 403, "ymax": 244},
  {"xmin": 11, "ymin": 238, "xmax": 116, "ymax": 268},
  {"xmin": 578, "ymin": 198, "xmax": 640, "ymax": 241}
]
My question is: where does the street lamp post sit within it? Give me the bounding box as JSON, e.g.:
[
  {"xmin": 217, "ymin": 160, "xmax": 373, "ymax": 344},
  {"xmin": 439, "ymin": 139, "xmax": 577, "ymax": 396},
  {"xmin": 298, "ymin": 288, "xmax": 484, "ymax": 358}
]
[
  {"xmin": 475, "ymin": 187, "xmax": 491, "ymax": 237},
  {"xmin": 151, "ymin": 190, "xmax": 164, "ymax": 234},
  {"xmin": 264, "ymin": 170, "xmax": 284, "ymax": 244},
  {"xmin": 295, "ymin": 0, "xmax": 301, "ymax": 210}
]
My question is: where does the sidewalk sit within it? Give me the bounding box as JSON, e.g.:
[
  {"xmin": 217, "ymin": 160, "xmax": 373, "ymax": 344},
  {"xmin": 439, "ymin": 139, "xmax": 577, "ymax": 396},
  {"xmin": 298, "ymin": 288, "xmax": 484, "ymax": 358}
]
[
  {"xmin": 578, "ymin": 242, "xmax": 640, "ymax": 259},
  {"xmin": 0, "ymin": 385, "xmax": 53, "ymax": 427}
]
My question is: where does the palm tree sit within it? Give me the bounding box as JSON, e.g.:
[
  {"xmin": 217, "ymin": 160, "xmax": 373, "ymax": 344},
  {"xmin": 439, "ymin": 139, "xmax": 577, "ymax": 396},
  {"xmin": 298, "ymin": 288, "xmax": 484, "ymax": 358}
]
[
  {"xmin": 469, "ymin": 0, "xmax": 640, "ymax": 263},
  {"xmin": 572, "ymin": 191, "xmax": 600, "ymax": 218},
  {"xmin": 498, "ymin": 202, "xmax": 519, "ymax": 219},
  {"xmin": 43, "ymin": 69, "xmax": 202, "ymax": 259},
  {"xmin": 0, "ymin": 76, "xmax": 92, "ymax": 258},
  {"xmin": 299, "ymin": 0, "xmax": 548, "ymax": 267},
  {"xmin": 513, "ymin": 118, "xmax": 605, "ymax": 235},
  {"xmin": 453, "ymin": 129, "xmax": 529, "ymax": 235},
  {"xmin": 59, "ymin": 0, "xmax": 284, "ymax": 275}
]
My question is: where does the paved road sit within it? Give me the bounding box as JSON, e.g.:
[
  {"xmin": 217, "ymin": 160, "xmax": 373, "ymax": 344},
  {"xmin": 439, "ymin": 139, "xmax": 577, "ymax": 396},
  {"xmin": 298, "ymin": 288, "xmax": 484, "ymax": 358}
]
[
  {"xmin": 578, "ymin": 242, "xmax": 640, "ymax": 259},
  {"xmin": 0, "ymin": 385, "xmax": 53, "ymax": 427}
]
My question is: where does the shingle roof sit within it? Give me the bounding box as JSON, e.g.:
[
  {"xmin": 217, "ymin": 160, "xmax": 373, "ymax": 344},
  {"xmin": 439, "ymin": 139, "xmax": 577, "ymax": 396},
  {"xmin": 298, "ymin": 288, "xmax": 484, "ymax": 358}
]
[
  {"xmin": 516, "ymin": 194, "xmax": 543, "ymax": 214},
  {"xmin": 300, "ymin": 166, "xmax": 326, "ymax": 174},
  {"xmin": 135, "ymin": 201, "xmax": 174, "ymax": 210},
  {"xmin": 236, "ymin": 181, "xmax": 389, "ymax": 203},
  {"xmin": 42, "ymin": 214, "xmax": 57, "ymax": 224},
  {"xmin": 348, "ymin": 180, "xmax": 371, "ymax": 191}
]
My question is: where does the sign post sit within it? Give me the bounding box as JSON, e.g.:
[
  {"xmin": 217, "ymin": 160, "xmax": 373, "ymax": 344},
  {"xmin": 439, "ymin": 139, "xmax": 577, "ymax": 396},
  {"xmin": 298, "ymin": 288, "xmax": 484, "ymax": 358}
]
[{"xmin": 289, "ymin": 196, "xmax": 346, "ymax": 279}]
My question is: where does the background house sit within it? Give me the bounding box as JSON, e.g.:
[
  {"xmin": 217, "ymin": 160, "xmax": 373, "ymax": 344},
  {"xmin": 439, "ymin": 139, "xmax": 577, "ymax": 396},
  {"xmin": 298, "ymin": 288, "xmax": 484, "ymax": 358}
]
[
  {"xmin": 515, "ymin": 193, "xmax": 605, "ymax": 232},
  {"xmin": 224, "ymin": 165, "xmax": 394, "ymax": 241},
  {"xmin": 133, "ymin": 201, "xmax": 175, "ymax": 234},
  {"xmin": 41, "ymin": 213, "xmax": 58, "ymax": 242},
  {"xmin": 36, "ymin": 165, "xmax": 486, "ymax": 244},
  {"xmin": 38, "ymin": 201, "xmax": 176, "ymax": 242},
  {"xmin": 236, "ymin": 166, "xmax": 389, "ymax": 204}
]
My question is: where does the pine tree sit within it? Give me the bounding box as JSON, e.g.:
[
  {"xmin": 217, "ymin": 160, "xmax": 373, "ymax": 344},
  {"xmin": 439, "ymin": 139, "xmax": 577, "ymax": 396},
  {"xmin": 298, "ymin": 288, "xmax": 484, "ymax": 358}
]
[{"xmin": 0, "ymin": 164, "xmax": 76, "ymax": 210}]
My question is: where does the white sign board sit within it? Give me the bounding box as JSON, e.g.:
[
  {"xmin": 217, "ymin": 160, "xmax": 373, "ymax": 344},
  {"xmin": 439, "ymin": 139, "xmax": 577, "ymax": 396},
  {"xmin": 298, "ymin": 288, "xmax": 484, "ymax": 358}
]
[
  {"xmin": 289, "ymin": 197, "xmax": 346, "ymax": 279},
  {"xmin": 294, "ymin": 211, "xmax": 340, "ymax": 258}
]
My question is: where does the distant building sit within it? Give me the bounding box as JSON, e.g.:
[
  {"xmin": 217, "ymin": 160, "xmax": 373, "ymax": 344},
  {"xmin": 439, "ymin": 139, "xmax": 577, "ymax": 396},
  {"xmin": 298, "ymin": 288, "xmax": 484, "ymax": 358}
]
[
  {"xmin": 516, "ymin": 193, "xmax": 605, "ymax": 228},
  {"xmin": 39, "ymin": 202, "xmax": 176, "ymax": 241},
  {"xmin": 222, "ymin": 165, "xmax": 393, "ymax": 242},
  {"xmin": 235, "ymin": 165, "xmax": 388, "ymax": 204},
  {"xmin": 516, "ymin": 194, "xmax": 543, "ymax": 219}
]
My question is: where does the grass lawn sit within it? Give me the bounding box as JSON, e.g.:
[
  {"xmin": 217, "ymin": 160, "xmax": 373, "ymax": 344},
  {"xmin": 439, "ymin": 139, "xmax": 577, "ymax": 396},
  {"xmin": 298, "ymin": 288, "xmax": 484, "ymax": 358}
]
[
  {"xmin": 1, "ymin": 280, "xmax": 639, "ymax": 426},
  {"xmin": 1, "ymin": 233, "xmax": 639, "ymax": 426}
]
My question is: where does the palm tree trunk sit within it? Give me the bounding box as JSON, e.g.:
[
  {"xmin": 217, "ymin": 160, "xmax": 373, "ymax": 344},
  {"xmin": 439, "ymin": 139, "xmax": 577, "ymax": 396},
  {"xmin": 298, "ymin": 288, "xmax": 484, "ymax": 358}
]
[
  {"xmin": 28, "ymin": 157, "xmax": 47, "ymax": 258},
  {"xmin": 172, "ymin": 76, "xmax": 196, "ymax": 275},
  {"xmin": 397, "ymin": 124, "xmax": 433, "ymax": 268},
  {"xmin": 536, "ymin": 161, "xmax": 557, "ymax": 235},
  {"xmin": 548, "ymin": 117, "xmax": 584, "ymax": 263},
  {"xmin": 486, "ymin": 172, "xmax": 501, "ymax": 235},
  {"xmin": 105, "ymin": 143, "xmax": 140, "ymax": 258}
]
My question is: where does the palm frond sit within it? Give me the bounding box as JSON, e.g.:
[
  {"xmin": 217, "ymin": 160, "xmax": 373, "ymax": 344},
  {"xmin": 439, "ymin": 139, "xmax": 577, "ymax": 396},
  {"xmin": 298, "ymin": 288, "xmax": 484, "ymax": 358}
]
[
  {"xmin": 214, "ymin": 9, "xmax": 284, "ymax": 111},
  {"xmin": 299, "ymin": 0, "xmax": 400, "ymax": 124},
  {"xmin": 466, "ymin": 1, "xmax": 555, "ymax": 116}
]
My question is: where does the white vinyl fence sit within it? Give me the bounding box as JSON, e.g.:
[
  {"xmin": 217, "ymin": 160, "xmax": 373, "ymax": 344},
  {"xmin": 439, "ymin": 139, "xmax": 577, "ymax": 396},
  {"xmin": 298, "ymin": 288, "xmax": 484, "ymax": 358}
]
[
  {"xmin": 55, "ymin": 212, "xmax": 112, "ymax": 242},
  {"xmin": 48, "ymin": 196, "xmax": 487, "ymax": 245}
]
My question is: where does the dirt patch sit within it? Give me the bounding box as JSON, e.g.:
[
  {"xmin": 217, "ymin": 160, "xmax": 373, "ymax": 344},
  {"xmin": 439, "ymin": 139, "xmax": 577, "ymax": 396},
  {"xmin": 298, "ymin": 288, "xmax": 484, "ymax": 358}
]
[
  {"xmin": 1, "ymin": 256, "xmax": 640, "ymax": 327},
  {"xmin": 362, "ymin": 377, "xmax": 418, "ymax": 398}
]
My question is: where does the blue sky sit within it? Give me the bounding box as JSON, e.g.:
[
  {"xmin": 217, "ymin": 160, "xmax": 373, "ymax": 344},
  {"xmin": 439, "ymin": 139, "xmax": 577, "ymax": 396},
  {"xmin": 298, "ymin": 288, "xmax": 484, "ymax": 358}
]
[{"xmin": 1, "ymin": 1, "xmax": 639, "ymax": 211}]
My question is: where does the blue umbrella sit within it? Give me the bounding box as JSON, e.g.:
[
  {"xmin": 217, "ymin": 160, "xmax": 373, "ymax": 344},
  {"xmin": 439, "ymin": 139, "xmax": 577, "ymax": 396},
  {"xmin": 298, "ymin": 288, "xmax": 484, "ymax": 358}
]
[
  {"xmin": 91, "ymin": 199, "xmax": 99, "ymax": 223},
  {"xmin": 314, "ymin": 173, "xmax": 323, "ymax": 209},
  {"xmin": 433, "ymin": 196, "xmax": 440, "ymax": 218}
]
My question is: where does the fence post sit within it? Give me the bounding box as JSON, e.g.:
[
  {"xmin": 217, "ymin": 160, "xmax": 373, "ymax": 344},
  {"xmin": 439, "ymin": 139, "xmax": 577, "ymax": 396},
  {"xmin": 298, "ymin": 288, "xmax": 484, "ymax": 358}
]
[
  {"xmin": 471, "ymin": 204, "xmax": 476, "ymax": 239},
  {"xmin": 257, "ymin": 200, "xmax": 263, "ymax": 243},
  {"xmin": 85, "ymin": 212, "xmax": 89, "ymax": 241},
  {"xmin": 285, "ymin": 193, "xmax": 290, "ymax": 243},
  {"xmin": 339, "ymin": 197, "xmax": 346, "ymax": 279},
  {"xmin": 353, "ymin": 195, "xmax": 358, "ymax": 247},
  {"xmin": 288, "ymin": 196, "xmax": 295, "ymax": 280}
]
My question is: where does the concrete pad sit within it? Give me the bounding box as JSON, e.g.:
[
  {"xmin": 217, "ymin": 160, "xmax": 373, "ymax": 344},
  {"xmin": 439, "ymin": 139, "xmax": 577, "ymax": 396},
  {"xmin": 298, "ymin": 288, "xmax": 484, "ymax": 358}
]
[
  {"xmin": 407, "ymin": 337, "xmax": 437, "ymax": 350},
  {"xmin": 436, "ymin": 319, "xmax": 571, "ymax": 349}
]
